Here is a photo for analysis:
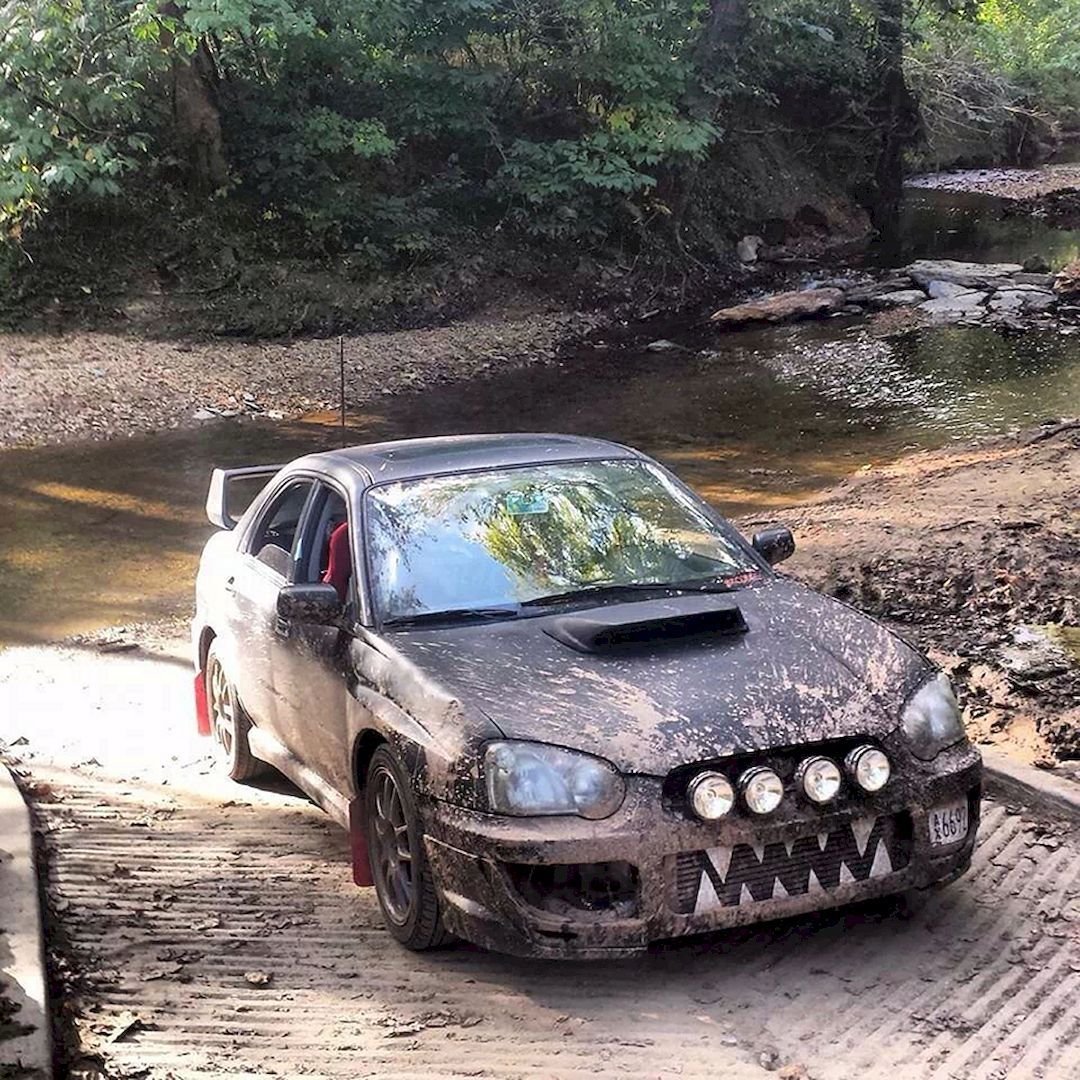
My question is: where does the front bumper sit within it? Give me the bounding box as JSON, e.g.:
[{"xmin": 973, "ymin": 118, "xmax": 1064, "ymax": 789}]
[{"xmin": 422, "ymin": 743, "xmax": 982, "ymax": 959}]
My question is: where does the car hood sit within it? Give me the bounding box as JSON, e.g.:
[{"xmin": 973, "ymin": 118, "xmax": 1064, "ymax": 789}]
[{"xmin": 386, "ymin": 578, "xmax": 932, "ymax": 775}]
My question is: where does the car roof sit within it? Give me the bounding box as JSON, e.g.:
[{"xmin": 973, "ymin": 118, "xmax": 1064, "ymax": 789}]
[{"xmin": 290, "ymin": 433, "xmax": 643, "ymax": 487}]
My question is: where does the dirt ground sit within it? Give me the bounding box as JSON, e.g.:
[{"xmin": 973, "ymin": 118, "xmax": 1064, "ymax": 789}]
[
  {"xmin": 0, "ymin": 301, "xmax": 601, "ymax": 450},
  {"xmin": 760, "ymin": 420, "xmax": 1080, "ymax": 766}
]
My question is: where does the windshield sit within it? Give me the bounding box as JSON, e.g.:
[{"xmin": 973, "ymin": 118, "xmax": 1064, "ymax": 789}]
[{"xmin": 365, "ymin": 459, "xmax": 759, "ymax": 622}]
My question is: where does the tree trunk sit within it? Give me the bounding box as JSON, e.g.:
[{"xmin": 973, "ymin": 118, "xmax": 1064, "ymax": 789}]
[
  {"xmin": 702, "ymin": 0, "xmax": 748, "ymax": 60},
  {"xmin": 159, "ymin": 5, "xmax": 228, "ymax": 194},
  {"xmin": 867, "ymin": 0, "xmax": 918, "ymax": 252}
]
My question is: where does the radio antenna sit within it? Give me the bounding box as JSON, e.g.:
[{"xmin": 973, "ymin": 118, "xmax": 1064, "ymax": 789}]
[{"xmin": 338, "ymin": 335, "xmax": 346, "ymax": 449}]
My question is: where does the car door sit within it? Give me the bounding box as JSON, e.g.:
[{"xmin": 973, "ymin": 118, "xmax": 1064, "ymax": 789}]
[
  {"xmin": 226, "ymin": 477, "xmax": 316, "ymax": 742},
  {"xmin": 269, "ymin": 480, "xmax": 353, "ymax": 793}
]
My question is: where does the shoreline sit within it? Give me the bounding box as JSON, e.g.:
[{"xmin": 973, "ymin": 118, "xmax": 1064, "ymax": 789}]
[{"xmin": 0, "ymin": 302, "xmax": 605, "ymax": 451}]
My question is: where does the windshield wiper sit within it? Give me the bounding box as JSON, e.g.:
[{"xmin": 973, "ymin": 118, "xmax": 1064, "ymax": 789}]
[
  {"xmin": 520, "ymin": 578, "xmax": 738, "ymax": 609},
  {"xmin": 382, "ymin": 605, "xmax": 521, "ymax": 629}
]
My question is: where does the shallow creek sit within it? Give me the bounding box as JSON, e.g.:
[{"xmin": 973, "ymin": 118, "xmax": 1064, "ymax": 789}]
[{"xmin": 2, "ymin": 189, "xmax": 1079, "ymax": 644}]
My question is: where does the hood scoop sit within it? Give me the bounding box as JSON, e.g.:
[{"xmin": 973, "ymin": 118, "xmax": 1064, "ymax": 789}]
[{"xmin": 544, "ymin": 598, "xmax": 748, "ymax": 654}]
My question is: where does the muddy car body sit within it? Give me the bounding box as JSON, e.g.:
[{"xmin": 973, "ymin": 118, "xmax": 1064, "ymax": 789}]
[{"xmin": 192, "ymin": 434, "xmax": 981, "ymax": 958}]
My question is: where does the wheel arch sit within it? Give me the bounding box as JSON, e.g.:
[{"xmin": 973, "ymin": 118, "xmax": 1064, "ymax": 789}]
[
  {"xmin": 352, "ymin": 728, "xmax": 388, "ymax": 797},
  {"xmin": 197, "ymin": 625, "xmax": 217, "ymax": 671}
]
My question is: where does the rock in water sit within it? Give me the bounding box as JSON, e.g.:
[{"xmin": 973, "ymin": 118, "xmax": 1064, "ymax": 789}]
[
  {"xmin": 1054, "ymin": 259, "xmax": 1080, "ymax": 299},
  {"xmin": 906, "ymin": 259, "xmax": 1024, "ymax": 288},
  {"xmin": 737, "ymin": 235, "xmax": 765, "ymax": 263},
  {"xmin": 927, "ymin": 280, "xmax": 979, "ymax": 300},
  {"xmin": 710, "ymin": 288, "xmax": 844, "ymax": 326},
  {"xmin": 917, "ymin": 293, "xmax": 988, "ymax": 320},
  {"xmin": 871, "ymin": 289, "xmax": 929, "ymax": 308}
]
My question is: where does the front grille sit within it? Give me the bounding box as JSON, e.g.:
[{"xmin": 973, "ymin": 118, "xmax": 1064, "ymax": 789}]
[{"xmin": 670, "ymin": 812, "xmax": 912, "ymax": 915}]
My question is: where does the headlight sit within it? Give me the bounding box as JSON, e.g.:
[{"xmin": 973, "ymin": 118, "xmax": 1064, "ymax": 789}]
[
  {"xmin": 901, "ymin": 673, "xmax": 965, "ymax": 760},
  {"xmin": 798, "ymin": 756, "xmax": 841, "ymax": 804},
  {"xmin": 847, "ymin": 746, "xmax": 890, "ymax": 792},
  {"xmin": 687, "ymin": 771, "xmax": 735, "ymax": 820},
  {"xmin": 484, "ymin": 741, "xmax": 625, "ymax": 819},
  {"xmin": 740, "ymin": 766, "xmax": 784, "ymax": 814}
]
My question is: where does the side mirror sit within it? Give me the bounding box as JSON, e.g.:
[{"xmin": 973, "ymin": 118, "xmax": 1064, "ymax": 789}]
[
  {"xmin": 752, "ymin": 526, "xmax": 795, "ymax": 566},
  {"xmin": 277, "ymin": 583, "xmax": 343, "ymax": 626}
]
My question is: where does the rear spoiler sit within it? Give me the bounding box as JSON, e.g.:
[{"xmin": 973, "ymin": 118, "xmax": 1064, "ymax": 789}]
[{"xmin": 206, "ymin": 465, "xmax": 284, "ymax": 529}]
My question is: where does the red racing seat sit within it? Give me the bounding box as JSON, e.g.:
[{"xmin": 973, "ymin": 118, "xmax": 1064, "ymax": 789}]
[{"xmin": 321, "ymin": 521, "xmax": 352, "ymax": 602}]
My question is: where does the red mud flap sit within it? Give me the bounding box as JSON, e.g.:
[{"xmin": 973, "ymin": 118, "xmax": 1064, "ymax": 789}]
[
  {"xmin": 194, "ymin": 670, "xmax": 211, "ymax": 736},
  {"xmin": 348, "ymin": 799, "xmax": 374, "ymax": 887}
]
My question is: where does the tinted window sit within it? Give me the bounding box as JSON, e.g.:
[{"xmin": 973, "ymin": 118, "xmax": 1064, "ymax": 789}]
[
  {"xmin": 366, "ymin": 460, "xmax": 757, "ymax": 620},
  {"xmin": 249, "ymin": 481, "xmax": 313, "ymax": 572}
]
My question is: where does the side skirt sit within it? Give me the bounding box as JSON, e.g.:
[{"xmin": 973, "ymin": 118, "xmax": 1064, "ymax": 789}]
[{"xmin": 247, "ymin": 727, "xmax": 351, "ymax": 830}]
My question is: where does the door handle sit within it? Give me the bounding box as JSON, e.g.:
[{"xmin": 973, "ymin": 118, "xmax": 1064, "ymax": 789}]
[{"xmin": 224, "ymin": 576, "xmax": 237, "ymax": 594}]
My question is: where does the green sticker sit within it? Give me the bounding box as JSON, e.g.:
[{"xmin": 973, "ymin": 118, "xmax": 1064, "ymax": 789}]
[{"xmin": 505, "ymin": 490, "xmax": 549, "ymax": 515}]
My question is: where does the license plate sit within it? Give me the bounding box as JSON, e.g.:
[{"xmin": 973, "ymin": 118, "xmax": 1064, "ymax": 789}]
[{"xmin": 928, "ymin": 800, "xmax": 969, "ymax": 846}]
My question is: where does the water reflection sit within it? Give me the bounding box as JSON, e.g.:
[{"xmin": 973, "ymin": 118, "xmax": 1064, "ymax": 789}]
[{"xmin": 897, "ymin": 188, "xmax": 1080, "ymax": 269}]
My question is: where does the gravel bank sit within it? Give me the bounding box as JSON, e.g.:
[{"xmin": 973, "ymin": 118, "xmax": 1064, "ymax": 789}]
[
  {"xmin": 0, "ymin": 304, "xmax": 602, "ymax": 450},
  {"xmin": 907, "ymin": 163, "xmax": 1080, "ymax": 200}
]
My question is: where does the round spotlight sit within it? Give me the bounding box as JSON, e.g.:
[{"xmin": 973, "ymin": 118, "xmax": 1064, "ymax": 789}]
[
  {"xmin": 687, "ymin": 772, "xmax": 735, "ymax": 820},
  {"xmin": 740, "ymin": 766, "xmax": 784, "ymax": 815},
  {"xmin": 798, "ymin": 756, "xmax": 842, "ymax": 804},
  {"xmin": 847, "ymin": 746, "xmax": 891, "ymax": 792}
]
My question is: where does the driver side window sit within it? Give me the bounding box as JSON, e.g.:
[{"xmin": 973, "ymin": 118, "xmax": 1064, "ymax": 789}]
[{"xmin": 249, "ymin": 480, "xmax": 314, "ymax": 576}]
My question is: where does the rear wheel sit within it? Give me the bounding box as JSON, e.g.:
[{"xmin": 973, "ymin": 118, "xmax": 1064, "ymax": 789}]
[
  {"xmin": 206, "ymin": 641, "xmax": 263, "ymax": 782},
  {"xmin": 365, "ymin": 746, "xmax": 447, "ymax": 950}
]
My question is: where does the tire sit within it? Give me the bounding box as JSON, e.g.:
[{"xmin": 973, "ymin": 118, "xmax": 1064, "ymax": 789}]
[
  {"xmin": 205, "ymin": 641, "xmax": 264, "ymax": 783},
  {"xmin": 365, "ymin": 745, "xmax": 447, "ymax": 950}
]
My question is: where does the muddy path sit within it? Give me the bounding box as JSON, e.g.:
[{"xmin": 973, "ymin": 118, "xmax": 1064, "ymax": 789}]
[
  {"xmin": 4, "ymin": 642, "xmax": 1080, "ymax": 1080},
  {"xmin": 779, "ymin": 421, "xmax": 1080, "ymax": 765}
]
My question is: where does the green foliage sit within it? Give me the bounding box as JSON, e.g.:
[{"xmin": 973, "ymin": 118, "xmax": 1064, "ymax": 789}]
[
  {"xmin": 5, "ymin": 0, "xmax": 1072, "ymax": 287},
  {"xmin": 0, "ymin": 0, "xmax": 145, "ymax": 235}
]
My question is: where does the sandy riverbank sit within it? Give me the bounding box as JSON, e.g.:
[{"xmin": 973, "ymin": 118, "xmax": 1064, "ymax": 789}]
[{"xmin": 0, "ymin": 301, "xmax": 602, "ymax": 450}]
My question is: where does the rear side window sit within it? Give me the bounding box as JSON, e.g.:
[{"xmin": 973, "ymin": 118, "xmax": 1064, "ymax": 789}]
[{"xmin": 249, "ymin": 481, "xmax": 313, "ymax": 573}]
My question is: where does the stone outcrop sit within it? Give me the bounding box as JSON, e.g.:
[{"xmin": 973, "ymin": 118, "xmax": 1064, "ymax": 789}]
[
  {"xmin": 906, "ymin": 259, "xmax": 1024, "ymax": 289},
  {"xmin": 708, "ymin": 258, "xmax": 1072, "ymax": 334},
  {"xmin": 710, "ymin": 288, "xmax": 844, "ymax": 326}
]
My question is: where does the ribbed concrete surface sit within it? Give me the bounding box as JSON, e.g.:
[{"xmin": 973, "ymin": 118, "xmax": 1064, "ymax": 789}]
[{"xmin": 28, "ymin": 764, "xmax": 1080, "ymax": 1080}]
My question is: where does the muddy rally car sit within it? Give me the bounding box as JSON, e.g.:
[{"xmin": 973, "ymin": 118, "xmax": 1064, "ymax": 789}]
[{"xmin": 192, "ymin": 433, "xmax": 981, "ymax": 958}]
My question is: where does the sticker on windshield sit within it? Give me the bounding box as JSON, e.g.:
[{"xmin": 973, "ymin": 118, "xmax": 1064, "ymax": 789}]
[{"xmin": 505, "ymin": 490, "xmax": 550, "ymax": 515}]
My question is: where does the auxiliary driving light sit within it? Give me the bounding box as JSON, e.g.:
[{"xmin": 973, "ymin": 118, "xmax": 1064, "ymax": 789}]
[
  {"xmin": 847, "ymin": 745, "xmax": 891, "ymax": 792},
  {"xmin": 798, "ymin": 756, "xmax": 842, "ymax": 804},
  {"xmin": 740, "ymin": 766, "xmax": 784, "ymax": 814},
  {"xmin": 687, "ymin": 771, "xmax": 735, "ymax": 820}
]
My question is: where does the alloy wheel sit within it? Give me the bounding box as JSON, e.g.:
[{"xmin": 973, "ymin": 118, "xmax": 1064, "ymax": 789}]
[
  {"xmin": 208, "ymin": 657, "xmax": 235, "ymax": 760},
  {"xmin": 370, "ymin": 764, "xmax": 415, "ymax": 925}
]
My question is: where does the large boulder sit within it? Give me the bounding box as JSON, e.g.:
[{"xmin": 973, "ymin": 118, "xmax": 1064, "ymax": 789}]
[
  {"xmin": 989, "ymin": 289, "xmax": 1057, "ymax": 313},
  {"xmin": 917, "ymin": 292, "xmax": 987, "ymax": 321},
  {"xmin": 927, "ymin": 280, "xmax": 978, "ymax": 299},
  {"xmin": 905, "ymin": 259, "xmax": 1024, "ymax": 289},
  {"xmin": 710, "ymin": 287, "xmax": 844, "ymax": 326},
  {"xmin": 1054, "ymin": 259, "xmax": 1080, "ymax": 299}
]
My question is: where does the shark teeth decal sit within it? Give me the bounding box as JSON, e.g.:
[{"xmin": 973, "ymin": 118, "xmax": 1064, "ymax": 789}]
[
  {"xmin": 694, "ymin": 868, "xmax": 722, "ymax": 915},
  {"xmin": 870, "ymin": 838, "xmax": 893, "ymax": 878},
  {"xmin": 851, "ymin": 817, "xmax": 876, "ymax": 857},
  {"xmin": 686, "ymin": 814, "xmax": 907, "ymax": 914}
]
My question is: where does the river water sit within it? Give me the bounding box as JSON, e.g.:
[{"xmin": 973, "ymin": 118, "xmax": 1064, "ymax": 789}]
[{"xmin": 3, "ymin": 189, "xmax": 1079, "ymax": 643}]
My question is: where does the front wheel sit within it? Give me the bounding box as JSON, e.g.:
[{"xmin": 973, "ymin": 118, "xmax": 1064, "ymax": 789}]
[
  {"xmin": 365, "ymin": 746, "xmax": 447, "ymax": 950},
  {"xmin": 205, "ymin": 641, "xmax": 264, "ymax": 783}
]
